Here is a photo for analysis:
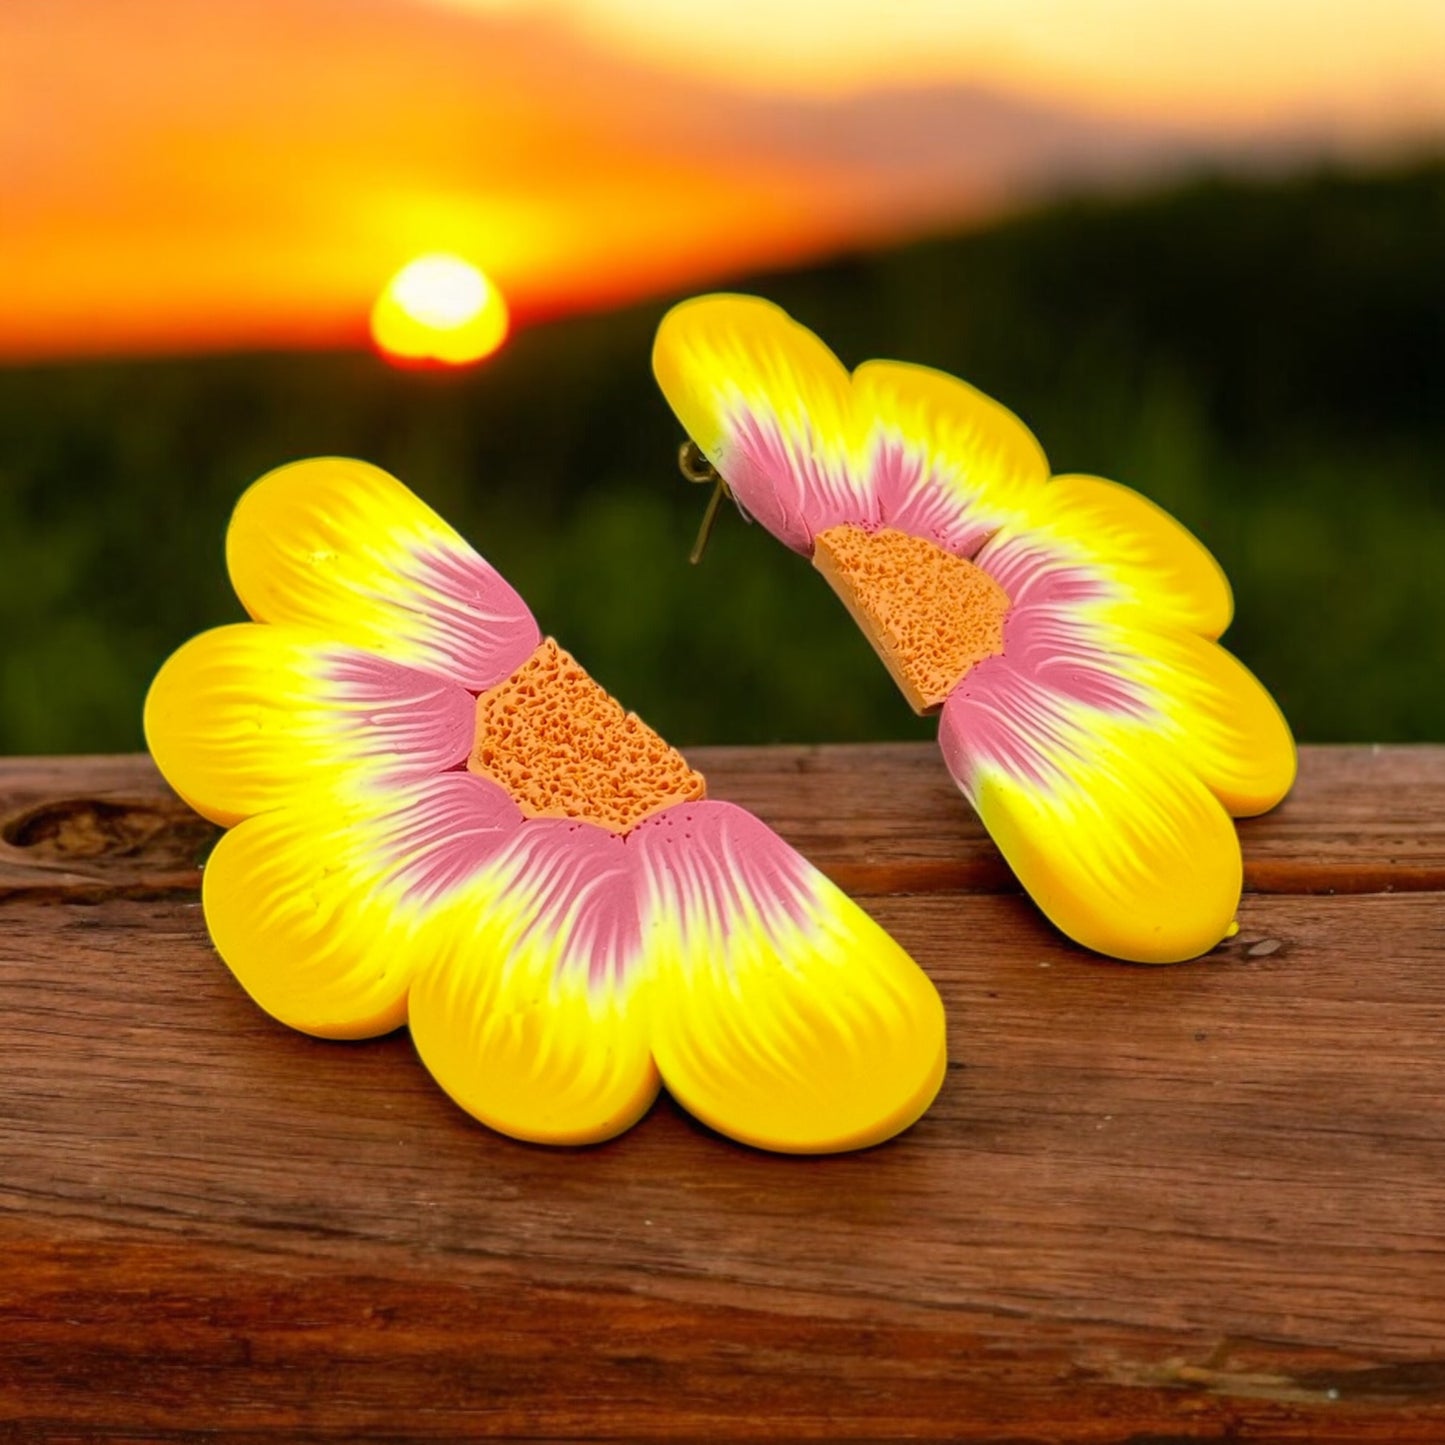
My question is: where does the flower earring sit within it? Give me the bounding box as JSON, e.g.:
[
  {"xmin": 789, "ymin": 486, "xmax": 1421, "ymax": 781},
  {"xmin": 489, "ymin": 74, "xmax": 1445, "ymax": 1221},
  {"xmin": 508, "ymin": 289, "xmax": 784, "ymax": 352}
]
[
  {"xmin": 145, "ymin": 458, "xmax": 945, "ymax": 1152},
  {"xmin": 653, "ymin": 294, "xmax": 1296, "ymax": 964}
]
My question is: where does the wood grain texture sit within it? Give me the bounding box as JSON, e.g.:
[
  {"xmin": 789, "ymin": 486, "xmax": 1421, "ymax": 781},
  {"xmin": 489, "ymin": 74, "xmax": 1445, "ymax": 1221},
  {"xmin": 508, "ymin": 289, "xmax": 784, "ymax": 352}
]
[
  {"xmin": 1, "ymin": 748, "xmax": 1443, "ymax": 1441},
  {"xmin": 3, "ymin": 744, "xmax": 1442, "ymax": 902}
]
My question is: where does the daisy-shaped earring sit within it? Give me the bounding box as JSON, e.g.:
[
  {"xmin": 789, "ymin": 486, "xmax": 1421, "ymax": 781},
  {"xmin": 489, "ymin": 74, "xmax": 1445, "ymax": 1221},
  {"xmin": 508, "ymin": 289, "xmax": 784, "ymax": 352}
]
[
  {"xmin": 144, "ymin": 459, "xmax": 945, "ymax": 1151},
  {"xmin": 653, "ymin": 295, "xmax": 1296, "ymax": 964}
]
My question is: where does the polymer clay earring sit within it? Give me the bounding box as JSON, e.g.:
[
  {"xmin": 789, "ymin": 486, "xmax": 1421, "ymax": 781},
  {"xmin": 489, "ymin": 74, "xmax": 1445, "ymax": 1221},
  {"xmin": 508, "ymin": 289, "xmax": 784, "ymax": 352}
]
[
  {"xmin": 653, "ymin": 295, "xmax": 1296, "ymax": 964},
  {"xmin": 144, "ymin": 459, "xmax": 946, "ymax": 1152}
]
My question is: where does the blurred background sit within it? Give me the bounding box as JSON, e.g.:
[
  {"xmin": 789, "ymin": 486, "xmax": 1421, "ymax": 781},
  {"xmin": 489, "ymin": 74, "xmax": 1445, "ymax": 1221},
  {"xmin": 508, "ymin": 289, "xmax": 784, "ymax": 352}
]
[{"xmin": 2, "ymin": 0, "xmax": 1442, "ymax": 754}]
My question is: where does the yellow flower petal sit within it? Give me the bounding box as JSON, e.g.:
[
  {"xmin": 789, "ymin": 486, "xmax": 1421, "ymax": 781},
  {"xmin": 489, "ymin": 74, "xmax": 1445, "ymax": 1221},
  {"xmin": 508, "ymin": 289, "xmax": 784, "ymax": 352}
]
[
  {"xmin": 944, "ymin": 699, "xmax": 1242, "ymax": 963},
  {"xmin": 986, "ymin": 474, "xmax": 1233, "ymax": 639},
  {"xmin": 852, "ymin": 360, "xmax": 1050, "ymax": 551},
  {"xmin": 653, "ymin": 294, "xmax": 851, "ymax": 460},
  {"xmin": 226, "ymin": 457, "xmax": 539, "ymax": 689},
  {"xmin": 967, "ymin": 525, "xmax": 1295, "ymax": 823},
  {"xmin": 1130, "ymin": 625, "xmax": 1297, "ymax": 817},
  {"xmin": 408, "ymin": 823, "xmax": 659, "ymax": 1146},
  {"xmin": 653, "ymin": 294, "xmax": 874, "ymax": 552},
  {"xmin": 632, "ymin": 801, "xmax": 947, "ymax": 1153},
  {"xmin": 144, "ymin": 622, "xmax": 474, "ymax": 827},
  {"xmin": 202, "ymin": 775, "xmax": 524, "ymax": 1039}
]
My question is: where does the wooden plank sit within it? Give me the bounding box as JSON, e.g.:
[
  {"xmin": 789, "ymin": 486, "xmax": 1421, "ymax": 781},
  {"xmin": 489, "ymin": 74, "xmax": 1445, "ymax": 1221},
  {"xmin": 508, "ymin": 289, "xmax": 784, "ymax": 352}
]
[
  {"xmin": 3, "ymin": 884, "xmax": 1444, "ymax": 1439},
  {"xmin": 2, "ymin": 744, "xmax": 1442, "ymax": 903},
  {"xmin": 710, "ymin": 741, "xmax": 1445, "ymax": 896},
  {"xmin": 0, "ymin": 753, "xmax": 214, "ymax": 903}
]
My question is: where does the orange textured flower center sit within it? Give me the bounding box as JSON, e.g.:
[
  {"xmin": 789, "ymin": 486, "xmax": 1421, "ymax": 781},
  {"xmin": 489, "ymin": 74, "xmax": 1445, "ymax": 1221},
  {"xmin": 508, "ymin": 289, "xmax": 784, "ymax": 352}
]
[
  {"xmin": 813, "ymin": 525, "xmax": 1009, "ymax": 715},
  {"xmin": 468, "ymin": 638, "xmax": 706, "ymax": 833}
]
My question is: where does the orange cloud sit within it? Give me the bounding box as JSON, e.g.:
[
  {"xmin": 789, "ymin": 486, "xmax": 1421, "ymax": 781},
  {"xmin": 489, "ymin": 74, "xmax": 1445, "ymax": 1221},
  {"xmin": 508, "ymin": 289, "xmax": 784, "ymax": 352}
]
[
  {"xmin": 445, "ymin": 0, "xmax": 1445, "ymax": 127},
  {"xmin": 0, "ymin": 0, "xmax": 875, "ymax": 358},
  {"xmin": 1, "ymin": 0, "xmax": 1439, "ymax": 361}
]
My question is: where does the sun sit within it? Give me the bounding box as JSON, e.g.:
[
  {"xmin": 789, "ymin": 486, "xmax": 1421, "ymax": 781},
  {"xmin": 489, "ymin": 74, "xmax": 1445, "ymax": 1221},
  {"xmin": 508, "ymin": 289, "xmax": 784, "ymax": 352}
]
[{"xmin": 371, "ymin": 255, "xmax": 509, "ymax": 367}]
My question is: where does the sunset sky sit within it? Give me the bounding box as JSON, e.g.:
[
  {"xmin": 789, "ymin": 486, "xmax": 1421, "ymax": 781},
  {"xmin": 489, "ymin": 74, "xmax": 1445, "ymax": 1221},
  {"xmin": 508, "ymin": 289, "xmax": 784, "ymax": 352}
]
[{"xmin": 3, "ymin": 0, "xmax": 1442, "ymax": 361}]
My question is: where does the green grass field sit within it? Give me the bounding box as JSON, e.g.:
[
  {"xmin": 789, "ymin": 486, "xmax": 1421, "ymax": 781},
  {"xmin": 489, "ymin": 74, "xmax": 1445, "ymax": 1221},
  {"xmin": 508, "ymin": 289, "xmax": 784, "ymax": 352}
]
[{"xmin": 1, "ymin": 159, "xmax": 1441, "ymax": 754}]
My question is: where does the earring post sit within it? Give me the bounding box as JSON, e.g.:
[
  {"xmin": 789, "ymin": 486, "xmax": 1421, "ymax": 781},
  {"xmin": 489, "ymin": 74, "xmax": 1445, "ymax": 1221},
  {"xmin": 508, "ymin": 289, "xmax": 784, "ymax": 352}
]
[
  {"xmin": 689, "ymin": 478, "xmax": 728, "ymax": 566},
  {"xmin": 677, "ymin": 440, "xmax": 730, "ymax": 565}
]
